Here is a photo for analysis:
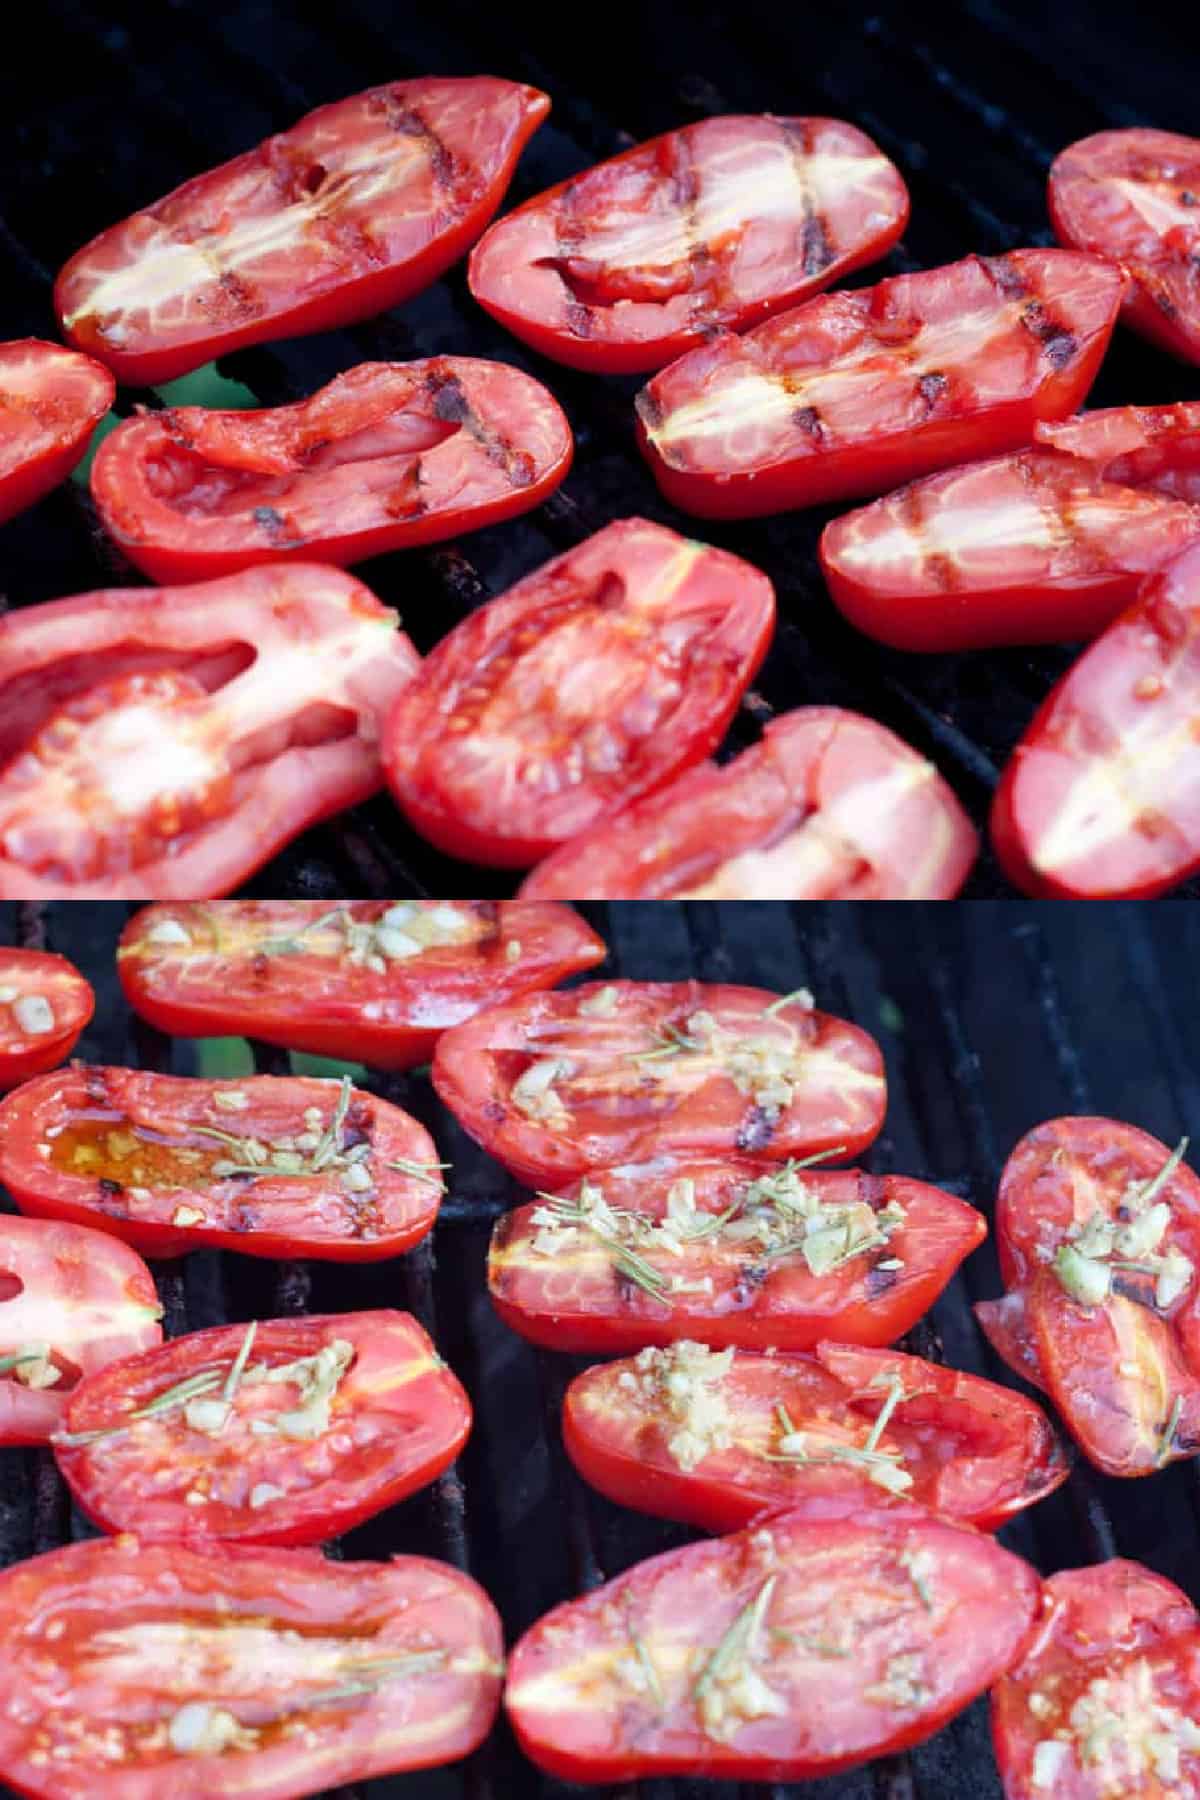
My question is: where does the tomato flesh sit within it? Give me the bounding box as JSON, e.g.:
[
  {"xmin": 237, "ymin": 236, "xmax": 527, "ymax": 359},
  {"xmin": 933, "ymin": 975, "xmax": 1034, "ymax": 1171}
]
[
  {"xmin": 0, "ymin": 947, "xmax": 94, "ymax": 1088},
  {"xmin": 0, "ymin": 1067, "xmax": 444, "ymax": 1260},
  {"xmin": 118, "ymin": 899, "xmax": 605, "ymax": 1069},
  {"xmin": 468, "ymin": 115, "xmax": 908, "ymax": 374},
  {"xmin": 382, "ymin": 518, "xmax": 775, "ymax": 867},
  {"xmin": 0, "ymin": 339, "xmax": 113, "ymax": 524},
  {"xmin": 55, "ymin": 78, "xmax": 550, "ymax": 386},
  {"xmin": 433, "ymin": 980, "xmax": 886, "ymax": 1190},
  {"xmin": 636, "ymin": 249, "xmax": 1126, "ymax": 518},
  {"xmin": 520, "ymin": 706, "xmax": 977, "ymax": 897}
]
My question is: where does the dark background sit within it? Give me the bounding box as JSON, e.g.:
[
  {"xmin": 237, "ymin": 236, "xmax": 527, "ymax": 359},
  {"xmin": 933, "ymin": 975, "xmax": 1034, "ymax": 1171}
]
[
  {"xmin": 0, "ymin": 0, "xmax": 1195, "ymax": 897},
  {"xmin": 1, "ymin": 898, "xmax": 1200, "ymax": 1799}
]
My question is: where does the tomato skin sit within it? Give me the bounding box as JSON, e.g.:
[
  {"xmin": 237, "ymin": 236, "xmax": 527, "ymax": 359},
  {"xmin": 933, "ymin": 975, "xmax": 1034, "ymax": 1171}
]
[
  {"xmin": 0, "ymin": 1535, "xmax": 503, "ymax": 1799},
  {"xmin": 382, "ymin": 518, "xmax": 775, "ymax": 867},
  {"xmin": 636, "ymin": 249, "xmax": 1126, "ymax": 519},
  {"xmin": 90, "ymin": 359, "xmax": 573, "ymax": 583},
  {"xmin": 505, "ymin": 1497, "xmax": 1042, "ymax": 1784},
  {"xmin": 54, "ymin": 1309, "xmax": 470, "ymax": 1545},
  {"xmin": 118, "ymin": 900, "xmax": 605, "ymax": 1068},
  {"xmin": 0, "ymin": 948, "xmax": 94, "ymax": 1089},
  {"xmin": 0, "ymin": 340, "xmax": 114, "ymax": 524},
  {"xmin": 55, "ymin": 78, "xmax": 550, "ymax": 386},
  {"xmin": 1050, "ymin": 128, "xmax": 1200, "ymax": 365},
  {"xmin": 0, "ymin": 1215, "xmax": 162, "ymax": 1445},
  {"xmin": 991, "ymin": 538, "xmax": 1200, "ymax": 898},
  {"xmin": 468, "ymin": 115, "xmax": 908, "ymax": 374},
  {"xmin": 488, "ymin": 1157, "xmax": 984, "ymax": 1354},
  {"xmin": 0, "ymin": 1067, "xmax": 443, "ymax": 1260},
  {"xmin": 433, "ymin": 980, "xmax": 886, "ymax": 1190},
  {"xmin": 563, "ymin": 1339, "xmax": 1066, "ymax": 1534},
  {"xmin": 519, "ymin": 707, "xmax": 977, "ymax": 898}
]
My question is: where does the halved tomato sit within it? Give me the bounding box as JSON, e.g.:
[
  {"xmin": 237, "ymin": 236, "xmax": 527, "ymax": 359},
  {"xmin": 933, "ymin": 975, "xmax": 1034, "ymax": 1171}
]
[
  {"xmin": 1050, "ymin": 127, "xmax": 1200, "ymax": 365},
  {"xmin": 433, "ymin": 980, "xmax": 886, "ymax": 1189},
  {"xmin": 55, "ymin": 77, "xmax": 550, "ymax": 386},
  {"xmin": 488, "ymin": 1154, "xmax": 982, "ymax": 1353},
  {"xmin": 1038, "ymin": 400, "xmax": 1200, "ymax": 500},
  {"xmin": 0, "ymin": 562, "xmax": 419, "ymax": 899},
  {"xmin": 991, "ymin": 537, "xmax": 1200, "ymax": 898},
  {"xmin": 519, "ymin": 707, "xmax": 977, "ymax": 898},
  {"xmin": 54, "ymin": 1309, "xmax": 470, "ymax": 1545},
  {"xmin": 0, "ymin": 1068, "xmax": 444, "ymax": 1260},
  {"xmin": 468, "ymin": 115, "xmax": 909, "ymax": 374},
  {"xmin": 0, "ymin": 948, "xmax": 94, "ymax": 1089},
  {"xmin": 91, "ymin": 359, "xmax": 573, "ymax": 583},
  {"xmin": 0, "ymin": 1215, "xmax": 162, "ymax": 1445},
  {"xmin": 563, "ymin": 1338, "xmax": 1066, "ymax": 1533},
  {"xmin": 993, "ymin": 1560, "xmax": 1200, "ymax": 1798},
  {"xmin": 636, "ymin": 249, "xmax": 1126, "ymax": 518},
  {"xmin": 382, "ymin": 518, "xmax": 775, "ymax": 867},
  {"xmin": 505, "ymin": 1496, "xmax": 1042, "ymax": 1783},
  {"xmin": 0, "ymin": 340, "xmax": 113, "ymax": 524},
  {"xmin": 118, "ymin": 900, "xmax": 605, "ymax": 1069},
  {"xmin": 0, "ymin": 1535, "xmax": 503, "ymax": 1799}
]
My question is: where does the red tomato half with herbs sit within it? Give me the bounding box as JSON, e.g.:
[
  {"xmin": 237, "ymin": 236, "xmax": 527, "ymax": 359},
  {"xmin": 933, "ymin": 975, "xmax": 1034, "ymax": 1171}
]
[
  {"xmin": 91, "ymin": 359, "xmax": 573, "ymax": 583},
  {"xmin": 382, "ymin": 518, "xmax": 775, "ymax": 867},
  {"xmin": 468, "ymin": 115, "xmax": 908, "ymax": 374},
  {"xmin": 0, "ymin": 340, "xmax": 113, "ymax": 524},
  {"xmin": 0, "ymin": 948, "xmax": 94, "ymax": 1088},
  {"xmin": 992, "ymin": 1560, "xmax": 1200, "ymax": 1798},
  {"xmin": 433, "ymin": 980, "xmax": 886, "ymax": 1190},
  {"xmin": 563, "ymin": 1338, "xmax": 1066, "ymax": 1534},
  {"xmin": 505, "ymin": 1496, "xmax": 1042, "ymax": 1784},
  {"xmin": 520, "ymin": 707, "xmax": 977, "ymax": 898},
  {"xmin": 1050, "ymin": 128, "xmax": 1200, "ymax": 365},
  {"xmin": 0, "ymin": 1068, "xmax": 444, "ymax": 1260},
  {"xmin": 54, "ymin": 1309, "xmax": 470, "ymax": 1545},
  {"xmin": 118, "ymin": 900, "xmax": 605, "ymax": 1069},
  {"xmin": 489, "ymin": 1155, "xmax": 983, "ymax": 1353},
  {"xmin": 991, "ymin": 538, "xmax": 1200, "ymax": 898},
  {"xmin": 0, "ymin": 562, "xmax": 419, "ymax": 899},
  {"xmin": 0, "ymin": 1534, "xmax": 503, "ymax": 1799},
  {"xmin": 55, "ymin": 78, "xmax": 550, "ymax": 386},
  {"xmin": 0, "ymin": 1215, "xmax": 162, "ymax": 1445},
  {"xmin": 636, "ymin": 249, "xmax": 1126, "ymax": 519}
]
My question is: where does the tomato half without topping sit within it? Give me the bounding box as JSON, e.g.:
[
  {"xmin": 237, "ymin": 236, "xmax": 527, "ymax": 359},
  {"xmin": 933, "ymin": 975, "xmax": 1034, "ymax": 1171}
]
[
  {"xmin": 0, "ymin": 562, "xmax": 419, "ymax": 899},
  {"xmin": 505, "ymin": 1496, "xmax": 1042, "ymax": 1784},
  {"xmin": 519, "ymin": 707, "xmax": 977, "ymax": 898},
  {"xmin": 0, "ymin": 948, "xmax": 94, "ymax": 1089},
  {"xmin": 488, "ymin": 1154, "xmax": 983, "ymax": 1353},
  {"xmin": 563, "ymin": 1338, "xmax": 1066, "ymax": 1534},
  {"xmin": 993, "ymin": 1560, "xmax": 1200, "ymax": 1799},
  {"xmin": 91, "ymin": 359, "xmax": 573, "ymax": 584},
  {"xmin": 0, "ymin": 340, "xmax": 114, "ymax": 525},
  {"xmin": 1038, "ymin": 400, "xmax": 1200, "ymax": 502},
  {"xmin": 0, "ymin": 1534, "xmax": 503, "ymax": 1799},
  {"xmin": 636, "ymin": 249, "xmax": 1126, "ymax": 519},
  {"xmin": 381, "ymin": 518, "xmax": 775, "ymax": 867},
  {"xmin": 118, "ymin": 900, "xmax": 605, "ymax": 1069},
  {"xmin": 991, "ymin": 538, "xmax": 1200, "ymax": 898},
  {"xmin": 1049, "ymin": 128, "xmax": 1200, "ymax": 365},
  {"xmin": 0, "ymin": 1215, "xmax": 162, "ymax": 1446},
  {"xmin": 54, "ymin": 1309, "xmax": 470, "ymax": 1545},
  {"xmin": 0, "ymin": 1068, "xmax": 444, "ymax": 1260},
  {"xmin": 55, "ymin": 78, "xmax": 550, "ymax": 387},
  {"xmin": 468, "ymin": 115, "xmax": 909, "ymax": 374},
  {"xmin": 433, "ymin": 980, "xmax": 886, "ymax": 1190}
]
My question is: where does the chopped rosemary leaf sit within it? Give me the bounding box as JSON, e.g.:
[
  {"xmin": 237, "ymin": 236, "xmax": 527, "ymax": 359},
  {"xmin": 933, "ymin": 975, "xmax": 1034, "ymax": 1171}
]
[
  {"xmin": 387, "ymin": 1157, "xmax": 452, "ymax": 1186},
  {"xmin": 1158, "ymin": 1393, "xmax": 1184, "ymax": 1467},
  {"xmin": 763, "ymin": 988, "xmax": 814, "ymax": 1017},
  {"xmin": 258, "ymin": 908, "xmax": 347, "ymax": 957},
  {"xmin": 693, "ymin": 1575, "xmax": 776, "ymax": 1703},
  {"xmin": 1133, "ymin": 1137, "xmax": 1190, "ymax": 1212},
  {"xmin": 311, "ymin": 1077, "xmax": 353, "ymax": 1172},
  {"xmin": 863, "ymin": 1373, "xmax": 906, "ymax": 1454},
  {"xmin": 222, "ymin": 1321, "xmax": 258, "ymax": 1404}
]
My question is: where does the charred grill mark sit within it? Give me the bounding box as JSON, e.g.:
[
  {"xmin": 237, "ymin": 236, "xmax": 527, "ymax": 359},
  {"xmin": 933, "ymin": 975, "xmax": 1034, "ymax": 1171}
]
[
  {"xmin": 373, "ymin": 93, "xmax": 459, "ymax": 195},
  {"xmin": 737, "ymin": 1105, "xmax": 778, "ymax": 1153},
  {"xmin": 565, "ymin": 300, "xmax": 593, "ymax": 338},
  {"xmin": 801, "ymin": 214, "xmax": 834, "ymax": 277},
  {"xmin": 429, "ymin": 374, "xmax": 470, "ymax": 425},
  {"xmin": 898, "ymin": 480, "xmax": 962, "ymax": 593},
  {"xmin": 1021, "ymin": 452, "xmax": 1114, "ymax": 573},
  {"xmin": 217, "ymin": 268, "xmax": 259, "ymax": 321},
  {"xmin": 981, "ymin": 254, "xmax": 1030, "ymax": 299},
  {"xmin": 97, "ymin": 1177, "xmax": 124, "ymax": 1198},
  {"xmin": 252, "ymin": 505, "xmax": 303, "ymax": 547},
  {"xmin": 782, "ymin": 119, "xmax": 835, "ymax": 278},
  {"xmin": 792, "ymin": 404, "xmax": 827, "ymax": 441},
  {"xmin": 866, "ymin": 1263, "xmax": 899, "ymax": 1297},
  {"xmin": 918, "ymin": 370, "xmax": 948, "ymax": 411},
  {"xmin": 732, "ymin": 1263, "xmax": 770, "ymax": 1306},
  {"xmin": 425, "ymin": 365, "xmax": 536, "ymax": 487},
  {"xmin": 1020, "ymin": 300, "xmax": 1078, "ymax": 369}
]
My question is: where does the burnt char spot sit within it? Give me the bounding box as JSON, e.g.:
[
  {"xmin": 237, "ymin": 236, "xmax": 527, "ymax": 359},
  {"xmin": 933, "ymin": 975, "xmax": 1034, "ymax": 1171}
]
[
  {"xmin": 737, "ymin": 1106, "xmax": 778, "ymax": 1154},
  {"xmin": 98, "ymin": 1177, "xmax": 124, "ymax": 1198},
  {"xmin": 859, "ymin": 1173, "xmax": 888, "ymax": 1208},
  {"xmin": 375, "ymin": 95, "xmax": 456, "ymax": 188},
  {"xmin": 981, "ymin": 254, "xmax": 1030, "ymax": 299},
  {"xmin": 793, "ymin": 405, "xmax": 826, "ymax": 441},
  {"xmin": 614, "ymin": 1267, "xmax": 643, "ymax": 1308},
  {"xmin": 566, "ymin": 300, "xmax": 593, "ymax": 338},
  {"xmin": 482, "ymin": 1099, "xmax": 508, "ymax": 1125},
  {"xmin": 801, "ymin": 213, "xmax": 833, "ymax": 277},
  {"xmin": 1182, "ymin": 191, "xmax": 1198, "ymax": 206},
  {"xmin": 1021, "ymin": 301, "xmax": 1078, "ymax": 369},
  {"xmin": 218, "ymin": 269, "xmax": 258, "ymax": 320},
  {"xmin": 253, "ymin": 505, "xmax": 297, "ymax": 545},
  {"xmin": 732, "ymin": 1263, "xmax": 770, "ymax": 1306},
  {"xmin": 865, "ymin": 1263, "xmax": 899, "ymax": 1297},
  {"xmin": 918, "ymin": 371, "xmax": 949, "ymax": 410},
  {"xmin": 429, "ymin": 375, "xmax": 470, "ymax": 424},
  {"xmin": 1153, "ymin": 284, "xmax": 1180, "ymax": 319}
]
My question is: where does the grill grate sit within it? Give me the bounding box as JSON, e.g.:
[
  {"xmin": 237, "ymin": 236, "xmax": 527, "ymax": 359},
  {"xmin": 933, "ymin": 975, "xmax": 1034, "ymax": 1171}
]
[{"xmin": 0, "ymin": 0, "xmax": 1194, "ymax": 896}]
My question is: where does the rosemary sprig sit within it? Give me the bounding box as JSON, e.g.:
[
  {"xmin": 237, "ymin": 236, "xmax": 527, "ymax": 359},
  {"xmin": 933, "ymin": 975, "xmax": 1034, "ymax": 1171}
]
[
  {"xmin": 275, "ymin": 1651, "xmax": 448, "ymax": 1714},
  {"xmin": 55, "ymin": 1367, "xmax": 229, "ymax": 1447},
  {"xmin": 0, "ymin": 1346, "xmax": 51, "ymax": 1377},
  {"xmin": 863, "ymin": 1373, "xmax": 906, "ymax": 1453},
  {"xmin": 764, "ymin": 988, "xmax": 813, "ymax": 1017},
  {"xmin": 693, "ymin": 1576, "xmax": 776, "ymax": 1704},
  {"xmin": 1132, "ymin": 1137, "xmax": 1189, "ymax": 1212},
  {"xmin": 257, "ymin": 907, "xmax": 347, "ymax": 957},
  {"xmin": 1158, "ymin": 1394, "xmax": 1184, "ymax": 1467},
  {"xmin": 387, "ymin": 1157, "xmax": 452, "ymax": 1186},
  {"xmin": 222, "ymin": 1321, "xmax": 258, "ymax": 1404},
  {"xmin": 535, "ymin": 1192, "xmax": 670, "ymax": 1302},
  {"xmin": 311, "ymin": 1077, "xmax": 353, "ymax": 1172},
  {"xmin": 636, "ymin": 1021, "xmax": 709, "ymax": 1062},
  {"xmin": 192, "ymin": 1124, "xmax": 257, "ymax": 1153}
]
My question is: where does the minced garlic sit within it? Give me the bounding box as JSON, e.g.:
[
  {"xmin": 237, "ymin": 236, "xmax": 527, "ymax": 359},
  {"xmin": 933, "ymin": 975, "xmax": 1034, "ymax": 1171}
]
[{"xmin": 623, "ymin": 1342, "xmax": 735, "ymax": 1471}]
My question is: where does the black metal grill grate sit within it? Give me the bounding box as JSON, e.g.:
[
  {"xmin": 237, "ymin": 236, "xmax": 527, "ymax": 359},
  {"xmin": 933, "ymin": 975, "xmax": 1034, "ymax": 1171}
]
[
  {"xmin": 0, "ymin": 0, "xmax": 1193, "ymax": 896},
  {"xmin": 1, "ymin": 898, "xmax": 1199, "ymax": 1800}
]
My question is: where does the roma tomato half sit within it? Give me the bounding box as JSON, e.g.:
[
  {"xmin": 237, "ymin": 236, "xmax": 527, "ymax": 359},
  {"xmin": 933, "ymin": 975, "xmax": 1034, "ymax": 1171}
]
[
  {"xmin": 56, "ymin": 77, "xmax": 550, "ymax": 386},
  {"xmin": 469, "ymin": 114, "xmax": 908, "ymax": 373},
  {"xmin": 0, "ymin": 340, "xmax": 113, "ymax": 524},
  {"xmin": 636, "ymin": 249, "xmax": 1126, "ymax": 518},
  {"xmin": 382, "ymin": 519, "xmax": 775, "ymax": 867},
  {"xmin": 0, "ymin": 947, "xmax": 94, "ymax": 1088},
  {"xmin": 118, "ymin": 899, "xmax": 605, "ymax": 1069}
]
